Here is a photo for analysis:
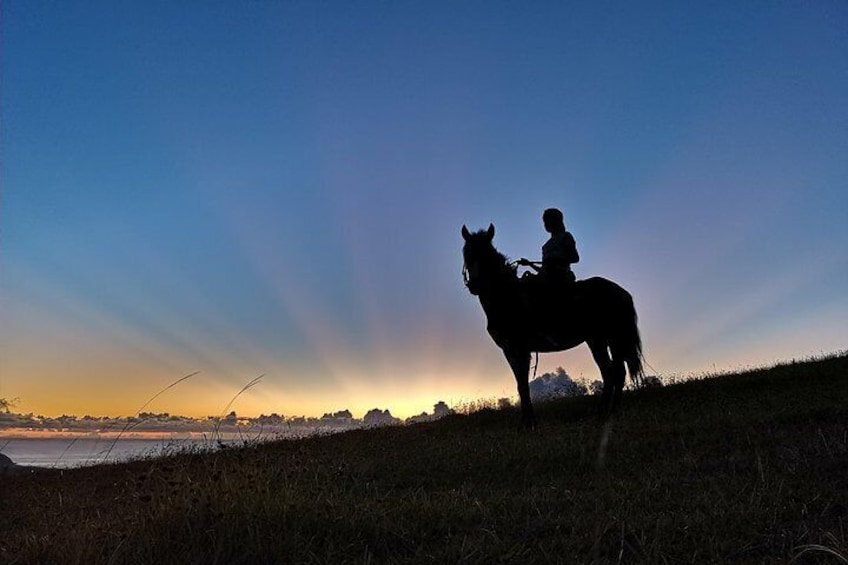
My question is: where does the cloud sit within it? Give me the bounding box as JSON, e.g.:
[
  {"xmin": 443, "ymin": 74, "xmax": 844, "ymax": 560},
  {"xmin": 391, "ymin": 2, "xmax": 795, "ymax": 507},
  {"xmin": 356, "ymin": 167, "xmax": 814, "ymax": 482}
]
[
  {"xmin": 529, "ymin": 367, "xmax": 587, "ymax": 401},
  {"xmin": 363, "ymin": 409, "xmax": 400, "ymax": 427}
]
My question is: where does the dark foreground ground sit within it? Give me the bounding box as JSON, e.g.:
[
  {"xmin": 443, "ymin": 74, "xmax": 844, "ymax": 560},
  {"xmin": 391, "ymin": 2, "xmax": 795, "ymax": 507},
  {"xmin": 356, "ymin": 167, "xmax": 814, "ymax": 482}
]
[{"xmin": 2, "ymin": 354, "xmax": 846, "ymax": 564}]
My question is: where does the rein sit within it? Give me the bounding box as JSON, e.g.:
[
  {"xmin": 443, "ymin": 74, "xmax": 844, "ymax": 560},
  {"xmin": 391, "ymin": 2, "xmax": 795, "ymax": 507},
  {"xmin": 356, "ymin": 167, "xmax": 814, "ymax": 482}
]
[{"xmin": 464, "ymin": 253, "xmax": 543, "ymax": 373}]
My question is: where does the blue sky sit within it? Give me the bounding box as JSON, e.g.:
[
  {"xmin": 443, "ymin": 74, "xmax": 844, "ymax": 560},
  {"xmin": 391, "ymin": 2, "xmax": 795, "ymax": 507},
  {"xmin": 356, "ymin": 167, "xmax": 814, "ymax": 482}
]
[{"xmin": 2, "ymin": 1, "xmax": 846, "ymax": 418}]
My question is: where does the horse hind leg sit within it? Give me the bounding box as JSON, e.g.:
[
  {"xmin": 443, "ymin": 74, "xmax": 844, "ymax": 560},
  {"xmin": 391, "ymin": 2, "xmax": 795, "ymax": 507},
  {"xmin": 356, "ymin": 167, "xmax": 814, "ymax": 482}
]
[{"xmin": 609, "ymin": 342, "xmax": 627, "ymax": 413}]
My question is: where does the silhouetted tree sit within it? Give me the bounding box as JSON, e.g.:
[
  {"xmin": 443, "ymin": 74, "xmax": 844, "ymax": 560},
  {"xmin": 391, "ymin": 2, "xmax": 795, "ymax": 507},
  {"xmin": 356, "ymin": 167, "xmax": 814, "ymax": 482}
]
[{"xmin": 0, "ymin": 398, "xmax": 18, "ymax": 413}]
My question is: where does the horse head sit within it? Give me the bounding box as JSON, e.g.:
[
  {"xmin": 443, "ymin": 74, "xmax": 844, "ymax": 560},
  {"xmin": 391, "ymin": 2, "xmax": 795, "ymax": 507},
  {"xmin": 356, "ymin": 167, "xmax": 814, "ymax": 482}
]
[{"xmin": 461, "ymin": 223, "xmax": 499, "ymax": 295}]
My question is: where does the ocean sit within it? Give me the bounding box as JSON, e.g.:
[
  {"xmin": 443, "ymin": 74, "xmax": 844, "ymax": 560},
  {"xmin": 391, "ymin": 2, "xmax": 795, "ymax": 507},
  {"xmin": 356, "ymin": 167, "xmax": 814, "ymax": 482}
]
[{"xmin": 1, "ymin": 437, "xmax": 221, "ymax": 468}]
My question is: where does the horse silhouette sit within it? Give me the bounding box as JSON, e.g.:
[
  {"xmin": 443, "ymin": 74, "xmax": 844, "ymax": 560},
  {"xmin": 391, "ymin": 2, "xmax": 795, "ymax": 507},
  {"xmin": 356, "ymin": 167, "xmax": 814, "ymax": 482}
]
[{"xmin": 462, "ymin": 223, "xmax": 643, "ymax": 427}]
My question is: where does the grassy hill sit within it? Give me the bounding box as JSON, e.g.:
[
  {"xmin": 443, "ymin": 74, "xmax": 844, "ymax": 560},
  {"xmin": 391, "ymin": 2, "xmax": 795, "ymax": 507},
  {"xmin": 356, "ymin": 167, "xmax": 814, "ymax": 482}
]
[{"xmin": 2, "ymin": 354, "xmax": 847, "ymax": 564}]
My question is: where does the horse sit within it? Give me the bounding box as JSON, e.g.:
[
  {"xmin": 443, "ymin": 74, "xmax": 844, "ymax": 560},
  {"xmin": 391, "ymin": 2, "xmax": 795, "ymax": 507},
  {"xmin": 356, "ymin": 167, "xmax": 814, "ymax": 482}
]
[{"xmin": 461, "ymin": 223, "xmax": 643, "ymax": 428}]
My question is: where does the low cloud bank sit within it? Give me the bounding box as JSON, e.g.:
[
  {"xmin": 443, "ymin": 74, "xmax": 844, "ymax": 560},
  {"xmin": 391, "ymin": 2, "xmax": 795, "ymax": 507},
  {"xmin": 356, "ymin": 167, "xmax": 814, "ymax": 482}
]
[
  {"xmin": 529, "ymin": 367, "xmax": 588, "ymax": 401},
  {"xmin": 0, "ymin": 401, "xmax": 456, "ymax": 438}
]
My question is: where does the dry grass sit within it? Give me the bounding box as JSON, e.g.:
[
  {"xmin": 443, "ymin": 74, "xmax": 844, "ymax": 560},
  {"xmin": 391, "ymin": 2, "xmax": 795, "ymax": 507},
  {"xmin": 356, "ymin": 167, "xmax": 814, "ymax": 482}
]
[{"xmin": 1, "ymin": 354, "xmax": 846, "ymax": 564}]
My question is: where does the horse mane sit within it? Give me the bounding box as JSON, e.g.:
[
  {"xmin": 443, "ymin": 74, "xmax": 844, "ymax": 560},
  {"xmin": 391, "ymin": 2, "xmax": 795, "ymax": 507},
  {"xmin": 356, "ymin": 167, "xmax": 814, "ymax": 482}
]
[
  {"xmin": 467, "ymin": 229, "xmax": 518, "ymax": 280},
  {"xmin": 494, "ymin": 249, "xmax": 517, "ymax": 278}
]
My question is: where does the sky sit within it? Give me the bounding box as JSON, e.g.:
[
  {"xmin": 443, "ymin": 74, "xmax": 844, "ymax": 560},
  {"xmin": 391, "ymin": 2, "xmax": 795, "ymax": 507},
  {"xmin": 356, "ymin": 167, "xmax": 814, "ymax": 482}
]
[{"xmin": 1, "ymin": 1, "xmax": 846, "ymax": 419}]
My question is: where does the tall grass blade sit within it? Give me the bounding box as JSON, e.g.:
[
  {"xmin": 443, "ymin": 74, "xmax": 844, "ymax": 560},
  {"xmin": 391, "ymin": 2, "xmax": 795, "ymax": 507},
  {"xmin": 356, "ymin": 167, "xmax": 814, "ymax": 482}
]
[
  {"xmin": 213, "ymin": 375, "xmax": 264, "ymax": 442},
  {"xmin": 100, "ymin": 372, "xmax": 200, "ymax": 464}
]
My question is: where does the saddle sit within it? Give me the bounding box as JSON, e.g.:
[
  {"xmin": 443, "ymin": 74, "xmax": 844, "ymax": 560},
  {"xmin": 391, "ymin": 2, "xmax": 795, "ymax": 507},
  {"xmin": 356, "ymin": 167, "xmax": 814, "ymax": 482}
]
[{"xmin": 519, "ymin": 272, "xmax": 579, "ymax": 312}]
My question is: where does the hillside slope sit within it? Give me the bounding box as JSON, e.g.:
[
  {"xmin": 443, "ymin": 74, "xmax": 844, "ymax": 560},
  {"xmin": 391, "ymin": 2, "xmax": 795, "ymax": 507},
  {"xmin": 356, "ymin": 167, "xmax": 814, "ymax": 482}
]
[{"xmin": 2, "ymin": 354, "xmax": 847, "ymax": 564}]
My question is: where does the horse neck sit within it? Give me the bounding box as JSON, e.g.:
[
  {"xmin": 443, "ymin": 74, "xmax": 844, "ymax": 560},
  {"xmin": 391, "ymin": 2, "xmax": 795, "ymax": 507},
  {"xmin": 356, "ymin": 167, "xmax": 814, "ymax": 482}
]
[{"xmin": 476, "ymin": 264, "xmax": 519, "ymax": 315}]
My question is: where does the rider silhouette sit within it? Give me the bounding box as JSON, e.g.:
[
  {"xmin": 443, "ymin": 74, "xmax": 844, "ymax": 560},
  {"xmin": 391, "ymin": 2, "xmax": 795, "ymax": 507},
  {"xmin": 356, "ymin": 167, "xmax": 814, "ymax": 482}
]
[{"xmin": 519, "ymin": 208, "xmax": 579, "ymax": 285}]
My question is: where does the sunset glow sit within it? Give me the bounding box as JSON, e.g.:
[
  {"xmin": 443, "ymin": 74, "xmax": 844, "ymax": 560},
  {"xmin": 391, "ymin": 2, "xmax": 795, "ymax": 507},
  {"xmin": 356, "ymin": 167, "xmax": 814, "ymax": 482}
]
[{"xmin": 2, "ymin": 2, "xmax": 846, "ymax": 420}]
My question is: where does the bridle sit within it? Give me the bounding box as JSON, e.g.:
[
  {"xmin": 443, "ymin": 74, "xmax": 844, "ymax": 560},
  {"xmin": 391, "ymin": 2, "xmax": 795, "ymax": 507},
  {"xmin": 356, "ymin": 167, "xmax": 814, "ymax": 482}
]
[
  {"xmin": 462, "ymin": 260, "xmax": 476, "ymax": 294},
  {"xmin": 462, "ymin": 255, "xmax": 520, "ymax": 295}
]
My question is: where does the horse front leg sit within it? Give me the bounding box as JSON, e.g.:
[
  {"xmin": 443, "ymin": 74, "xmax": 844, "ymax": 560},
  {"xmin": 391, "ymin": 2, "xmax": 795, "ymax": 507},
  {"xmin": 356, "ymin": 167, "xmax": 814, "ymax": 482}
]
[
  {"xmin": 505, "ymin": 349, "xmax": 536, "ymax": 429},
  {"xmin": 588, "ymin": 340, "xmax": 614, "ymax": 420}
]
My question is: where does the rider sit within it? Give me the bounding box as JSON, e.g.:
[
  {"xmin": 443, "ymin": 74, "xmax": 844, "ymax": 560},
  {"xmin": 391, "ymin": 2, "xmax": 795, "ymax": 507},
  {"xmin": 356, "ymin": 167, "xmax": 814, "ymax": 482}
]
[{"xmin": 519, "ymin": 208, "xmax": 579, "ymax": 285}]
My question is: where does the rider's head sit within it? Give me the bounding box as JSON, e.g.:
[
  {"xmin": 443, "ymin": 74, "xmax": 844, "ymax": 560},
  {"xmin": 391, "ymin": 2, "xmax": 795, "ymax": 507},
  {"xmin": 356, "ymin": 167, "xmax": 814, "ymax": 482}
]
[{"xmin": 542, "ymin": 208, "xmax": 565, "ymax": 234}]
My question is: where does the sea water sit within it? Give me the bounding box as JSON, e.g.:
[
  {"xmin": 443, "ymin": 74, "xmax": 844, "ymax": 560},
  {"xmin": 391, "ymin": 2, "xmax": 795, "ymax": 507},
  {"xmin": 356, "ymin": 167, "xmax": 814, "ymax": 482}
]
[{"xmin": 0, "ymin": 437, "xmax": 217, "ymax": 468}]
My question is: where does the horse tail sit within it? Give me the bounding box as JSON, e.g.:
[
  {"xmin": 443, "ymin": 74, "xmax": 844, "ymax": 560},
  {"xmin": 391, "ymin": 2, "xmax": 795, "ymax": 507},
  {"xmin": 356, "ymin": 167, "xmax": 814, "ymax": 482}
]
[{"xmin": 620, "ymin": 290, "xmax": 644, "ymax": 386}]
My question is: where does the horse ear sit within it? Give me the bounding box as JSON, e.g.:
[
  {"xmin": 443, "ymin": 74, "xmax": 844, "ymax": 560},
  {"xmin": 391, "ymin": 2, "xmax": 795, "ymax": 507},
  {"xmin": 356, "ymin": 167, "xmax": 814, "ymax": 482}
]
[
  {"xmin": 461, "ymin": 225, "xmax": 470, "ymax": 241},
  {"xmin": 486, "ymin": 223, "xmax": 495, "ymax": 240}
]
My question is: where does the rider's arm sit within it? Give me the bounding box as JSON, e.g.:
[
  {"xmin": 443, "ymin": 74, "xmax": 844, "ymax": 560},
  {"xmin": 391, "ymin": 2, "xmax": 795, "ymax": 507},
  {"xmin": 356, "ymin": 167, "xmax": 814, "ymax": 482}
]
[
  {"xmin": 518, "ymin": 258, "xmax": 542, "ymax": 272},
  {"xmin": 565, "ymin": 233, "xmax": 579, "ymax": 264}
]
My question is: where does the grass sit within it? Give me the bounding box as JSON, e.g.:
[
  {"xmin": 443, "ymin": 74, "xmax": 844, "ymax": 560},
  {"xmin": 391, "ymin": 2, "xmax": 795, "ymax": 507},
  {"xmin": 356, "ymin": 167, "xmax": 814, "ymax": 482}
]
[{"xmin": 1, "ymin": 354, "xmax": 847, "ymax": 564}]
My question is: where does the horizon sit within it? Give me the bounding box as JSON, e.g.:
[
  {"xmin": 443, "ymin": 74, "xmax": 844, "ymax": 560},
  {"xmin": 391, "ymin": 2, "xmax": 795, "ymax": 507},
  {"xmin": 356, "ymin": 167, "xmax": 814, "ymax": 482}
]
[
  {"xmin": 2, "ymin": 2, "xmax": 846, "ymax": 421},
  {"xmin": 3, "ymin": 352, "xmax": 842, "ymax": 421}
]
